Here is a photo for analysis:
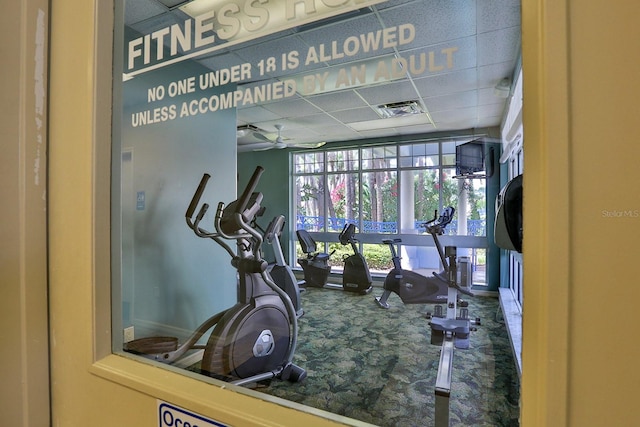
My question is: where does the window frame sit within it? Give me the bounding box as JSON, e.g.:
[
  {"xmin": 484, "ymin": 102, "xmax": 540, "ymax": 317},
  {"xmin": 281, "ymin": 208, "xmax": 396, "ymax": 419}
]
[{"xmin": 291, "ymin": 139, "xmax": 490, "ymax": 284}]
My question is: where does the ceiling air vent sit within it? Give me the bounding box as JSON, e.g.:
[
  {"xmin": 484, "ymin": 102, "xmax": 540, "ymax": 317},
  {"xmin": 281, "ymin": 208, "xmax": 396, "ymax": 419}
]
[{"xmin": 376, "ymin": 100, "xmax": 425, "ymax": 119}]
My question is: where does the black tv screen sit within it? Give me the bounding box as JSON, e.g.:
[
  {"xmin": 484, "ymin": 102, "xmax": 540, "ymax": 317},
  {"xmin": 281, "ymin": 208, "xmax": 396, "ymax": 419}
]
[{"xmin": 456, "ymin": 141, "xmax": 485, "ymax": 175}]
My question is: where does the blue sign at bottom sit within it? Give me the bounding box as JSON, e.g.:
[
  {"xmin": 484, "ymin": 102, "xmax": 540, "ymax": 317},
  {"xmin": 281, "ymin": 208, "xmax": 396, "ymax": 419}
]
[{"xmin": 158, "ymin": 401, "xmax": 229, "ymax": 427}]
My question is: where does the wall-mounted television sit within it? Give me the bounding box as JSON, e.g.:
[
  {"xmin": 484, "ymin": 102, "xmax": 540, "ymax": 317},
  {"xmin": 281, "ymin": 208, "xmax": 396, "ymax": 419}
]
[{"xmin": 456, "ymin": 140, "xmax": 486, "ymax": 177}]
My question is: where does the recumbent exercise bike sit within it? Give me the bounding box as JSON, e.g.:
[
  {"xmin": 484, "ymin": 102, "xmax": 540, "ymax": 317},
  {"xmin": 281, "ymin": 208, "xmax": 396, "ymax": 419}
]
[{"xmin": 296, "ymin": 223, "xmax": 372, "ymax": 294}]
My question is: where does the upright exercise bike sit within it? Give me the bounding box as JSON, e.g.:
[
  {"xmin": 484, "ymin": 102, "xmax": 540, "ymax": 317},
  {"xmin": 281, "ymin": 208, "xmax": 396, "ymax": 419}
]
[
  {"xmin": 124, "ymin": 166, "xmax": 306, "ymax": 386},
  {"xmin": 375, "ymin": 207, "xmax": 473, "ymax": 309}
]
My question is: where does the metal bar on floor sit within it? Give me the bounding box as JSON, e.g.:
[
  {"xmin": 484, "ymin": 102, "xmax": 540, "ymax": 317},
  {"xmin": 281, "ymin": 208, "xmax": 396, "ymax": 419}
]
[{"xmin": 434, "ymin": 332, "xmax": 455, "ymax": 427}]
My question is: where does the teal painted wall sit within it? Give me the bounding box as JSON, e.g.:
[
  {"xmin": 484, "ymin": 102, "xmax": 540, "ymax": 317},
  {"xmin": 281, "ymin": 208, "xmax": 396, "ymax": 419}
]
[
  {"xmin": 238, "ymin": 149, "xmax": 293, "ymax": 263},
  {"xmin": 119, "ymin": 57, "xmax": 237, "ymax": 337},
  {"xmin": 497, "ymin": 159, "xmax": 514, "ymax": 289},
  {"xmin": 485, "ymin": 143, "xmax": 502, "ymax": 291}
]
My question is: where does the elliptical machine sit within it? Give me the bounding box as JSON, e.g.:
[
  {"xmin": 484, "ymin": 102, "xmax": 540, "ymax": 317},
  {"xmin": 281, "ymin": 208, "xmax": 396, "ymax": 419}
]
[
  {"xmin": 375, "ymin": 207, "xmax": 473, "ymax": 309},
  {"xmin": 338, "ymin": 223, "xmax": 373, "ymax": 294},
  {"xmin": 264, "ymin": 214, "xmax": 304, "ymax": 318},
  {"xmin": 124, "ymin": 166, "xmax": 306, "ymax": 386}
]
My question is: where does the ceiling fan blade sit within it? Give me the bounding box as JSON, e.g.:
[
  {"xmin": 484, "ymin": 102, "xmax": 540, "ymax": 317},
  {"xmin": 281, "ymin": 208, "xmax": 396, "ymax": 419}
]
[
  {"xmin": 253, "ymin": 146, "xmax": 274, "ymax": 151},
  {"xmin": 290, "ymin": 141, "xmax": 327, "ymax": 149},
  {"xmin": 252, "ymin": 132, "xmax": 273, "ymax": 142}
]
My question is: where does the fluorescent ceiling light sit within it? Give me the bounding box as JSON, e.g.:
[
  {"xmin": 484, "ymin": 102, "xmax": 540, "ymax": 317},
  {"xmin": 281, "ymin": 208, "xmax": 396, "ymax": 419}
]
[{"xmin": 348, "ymin": 113, "xmax": 431, "ymax": 131}]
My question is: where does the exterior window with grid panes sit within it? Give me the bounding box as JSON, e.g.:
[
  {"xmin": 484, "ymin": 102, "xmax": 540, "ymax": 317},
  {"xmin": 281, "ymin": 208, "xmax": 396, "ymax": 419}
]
[{"xmin": 292, "ymin": 141, "xmax": 488, "ymax": 284}]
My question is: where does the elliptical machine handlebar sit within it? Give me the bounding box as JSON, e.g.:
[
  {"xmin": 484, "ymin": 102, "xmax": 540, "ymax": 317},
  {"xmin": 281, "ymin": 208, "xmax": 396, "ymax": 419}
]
[
  {"xmin": 219, "ymin": 167, "xmax": 265, "ymax": 237},
  {"xmin": 235, "ymin": 165, "xmax": 264, "ymax": 215},
  {"xmin": 185, "ymin": 167, "xmax": 266, "ymax": 259},
  {"xmin": 424, "ymin": 206, "xmax": 455, "ymax": 235},
  {"xmin": 186, "ymin": 173, "xmax": 211, "ymax": 229}
]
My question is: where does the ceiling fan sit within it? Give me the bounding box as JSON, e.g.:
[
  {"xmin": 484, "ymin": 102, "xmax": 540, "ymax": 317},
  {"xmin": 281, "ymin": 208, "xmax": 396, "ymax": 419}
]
[
  {"xmin": 252, "ymin": 124, "xmax": 288, "ymax": 150},
  {"xmin": 237, "ymin": 124, "xmax": 327, "ymax": 152}
]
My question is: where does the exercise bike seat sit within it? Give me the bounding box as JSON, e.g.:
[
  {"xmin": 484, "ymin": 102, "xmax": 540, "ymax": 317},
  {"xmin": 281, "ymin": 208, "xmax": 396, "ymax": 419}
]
[
  {"xmin": 296, "ymin": 229, "xmax": 329, "ymax": 261},
  {"xmin": 339, "ymin": 223, "xmax": 356, "ymax": 245},
  {"xmin": 296, "ymin": 229, "xmax": 332, "ymax": 288}
]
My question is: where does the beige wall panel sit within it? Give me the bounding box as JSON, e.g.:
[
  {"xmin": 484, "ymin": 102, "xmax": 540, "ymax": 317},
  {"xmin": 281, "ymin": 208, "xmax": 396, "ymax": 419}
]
[{"xmin": 0, "ymin": 1, "xmax": 50, "ymax": 425}]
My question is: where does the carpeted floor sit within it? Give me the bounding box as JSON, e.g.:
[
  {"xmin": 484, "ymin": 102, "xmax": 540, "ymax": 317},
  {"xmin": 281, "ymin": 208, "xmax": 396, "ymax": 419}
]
[{"xmin": 258, "ymin": 287, "xmax": 520, "ymax": 427}]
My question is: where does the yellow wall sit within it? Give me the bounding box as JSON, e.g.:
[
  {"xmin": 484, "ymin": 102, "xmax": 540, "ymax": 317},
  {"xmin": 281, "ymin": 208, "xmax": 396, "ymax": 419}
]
[
  {"xmin": 0, "ymin": 1, "xmax": 50, "ymax": 425},
  {"xmin": 565, "ymin": 1, "xmax": 640, "ymax": 425},
  {"xmin": 3, "ymin": 0, "xmax": 637, "ymax": 425},
  {"xmin": 522, "ymin": 0, "xmax": 640, "ymax": 426}
]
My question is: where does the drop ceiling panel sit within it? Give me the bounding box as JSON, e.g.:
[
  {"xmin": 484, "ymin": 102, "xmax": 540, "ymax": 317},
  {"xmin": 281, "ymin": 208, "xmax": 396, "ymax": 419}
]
[
  {"xmin": 237, "ymin": 106, "xmax": 281, "ymax": 124},
  {"xmin": 414, "ymin": 68, "xmax": 478, "ymax": 98},
  {"xmin": 318, "ymin": 123, "xmax": 361, "ymax": 136},
  {"xmin": 198, "ymin": 52, "xmax": 246, "ymax": 73},
  {"xmin": 125, "ymin": 0, "xmax": 167, "ymax": 26},
  {"xmin": 478, "ymin": 87, "xmax": 504, "ymax": 106},
  {"xmin": 128, "ymin": 10, "xmax": 183, "ymax": 36},
  {"xmin": 477, "ymin": 61, "xmax": 517, "ymax": 86},
  {"xmin": 233, "ymin": 35, "xmax": 320, "ymax": 79},
  {"xmin": 477, "ymin": 0, "xmax": 522, "ymax": 34},
  {"xmin": 298, "ymin": 15, "xmax": 392, "ymax": 66},
  {"xmin": 377, "ymin": 0, "xmax": 476, "ymax": 48},
  {"xmin": 307, "ymin": 90, "xmax": 370, "ymax": 112},
  {"xmin": 477, "ymin": 27, "xmax": 521, "ymax": 66},
  {"xmin": 262, "ymin": 98, "xmax": 323, "ymax": 118},
  {"xmin": 358, "ymin": 127, "xmax": 403, "ymax": 139},
  {"xmin": 293, "ymin": 113, "xmax": 345, "ymax": 128},
  {"xmin": 426, "ymin": 90, "xmax": 478, "ymax": 112},
  {"xmin": 431, "ymin": 106, "xmax": 479, "ymax": 125},
  {"xmin": 333, "ymin": 106, "xmax": 381, "ymax": 123}
]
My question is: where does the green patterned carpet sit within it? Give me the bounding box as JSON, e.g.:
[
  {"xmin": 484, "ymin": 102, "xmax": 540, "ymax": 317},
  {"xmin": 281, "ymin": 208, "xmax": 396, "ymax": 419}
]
[{"xmin": 259, "ymin": 287, "xmax": 520, "ymax": 427}]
